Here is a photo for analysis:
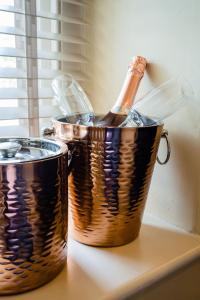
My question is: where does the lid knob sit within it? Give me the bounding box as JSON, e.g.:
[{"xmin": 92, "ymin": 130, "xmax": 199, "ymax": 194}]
[{"xmin": 0, "ymin": 142, "xmax": 21, "ymax": 159}]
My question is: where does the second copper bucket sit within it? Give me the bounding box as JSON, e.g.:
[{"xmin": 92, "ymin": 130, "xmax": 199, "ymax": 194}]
[{"xmin": 50, "ymin": 116, "xmax": 170, "ymax": 247}]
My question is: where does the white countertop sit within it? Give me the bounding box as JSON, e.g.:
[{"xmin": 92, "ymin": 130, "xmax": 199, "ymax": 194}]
[{"xmin": 1, "ymin": 214, "xmax": 200, "ymax": 300}]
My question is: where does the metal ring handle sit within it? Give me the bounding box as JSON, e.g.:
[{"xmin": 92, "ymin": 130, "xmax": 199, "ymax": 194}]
[
  {"xmin": 157, "ymin": 129, "xmax": 171, "ymax": 165},
  {"xmin": 42, "ymin": 126, "xmax": 55, "ymax": 137}
]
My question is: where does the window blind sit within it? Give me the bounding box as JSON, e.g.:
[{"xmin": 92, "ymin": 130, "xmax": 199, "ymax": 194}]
[{"xmin": 0, "ymin": 0, "xmax": 90, "ymax": 137}]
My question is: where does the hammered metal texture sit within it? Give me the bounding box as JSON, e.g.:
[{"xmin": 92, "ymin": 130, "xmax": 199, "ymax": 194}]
[
  {"xmin": 53, "ymin": 119, "xmax": 163, "ymax": 247},
  {"xmin": 0, "ymin": 154, "xmax": 68, "ymax": 295}
]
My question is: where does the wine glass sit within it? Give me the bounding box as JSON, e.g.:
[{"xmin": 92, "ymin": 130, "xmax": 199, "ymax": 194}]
[
  {"xmin": 52, "ymin": 74, "xmax": 95, "ymax": 125},
  {"xmin": 120, "ymin": 76, "xmax": 193, "ymax": 127}
]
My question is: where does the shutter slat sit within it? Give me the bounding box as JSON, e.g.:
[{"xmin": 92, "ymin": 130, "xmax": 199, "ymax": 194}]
[
  {"xmin": 60, "ymin": 16, "xmax": 88, "ymax": 25},
  {"xmin": 0, "ymin": 107, "xmax": 28, "ymax": 120},
  {"xmin": 0, "ymin": 8, "xmax": 88, "ymax": 25},
  {"xmin": 38, "ymin": 88, "xmax": 53, "ymax": 99},
  {"xmin": 0, "ymin": 100, "xmax": 65, "ymax": 119},
  {"xmin": 0, "ymin": 68, "xmax": 25, "ymax": 78},
  {"xmin": 62, "ymin": 0, "xmax": 88, "ymax": 6},
  {"xmin": 0, "ymin": 121, "xmax": 29, "ymax": 137},
  {"xmin": 0, "ymin": 68, "xmax": 89, "ymax": 81},
  {"xmin": 0, "ymin": 88, "xmax": 27, "ymax": 99},
  {"xmin": 0, "ymin": 99, "xmax": 60, "ymax": 119},
  {"xmin": 0, "ymin": 48, "xmax": 25, "ymax": 58},
  {"xmin": 0, "ymin": 88, "xmax": 53, "ymax": 99},
  {"xmin": 0, "ymin": 5, "xmax": 24, "ymax": 15},
  {"xmin": 39, "ymin": 99, "xmax": 61, "ymax": 118},
  {"xmin": 0, "ymin": 31, "xmax": 87, "ymax": 44},
  {"xmin": 0, "ymin": 26, "xmax": 24, "ymax": 36},
  {"xmin": 0, "ymin": 48, "xmax": 88, "ymax": 63}
]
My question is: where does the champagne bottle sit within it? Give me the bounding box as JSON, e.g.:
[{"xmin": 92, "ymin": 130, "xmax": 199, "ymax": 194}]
[{"xmin": 97, "ymin": 56, "xmax": 147, "ymax": 126}]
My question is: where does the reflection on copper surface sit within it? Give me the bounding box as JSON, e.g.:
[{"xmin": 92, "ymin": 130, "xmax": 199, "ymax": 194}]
[
  {"xmin": 54, "ymin": 119, "xmax": 163, "ymax": 247},
  {"xmin": 0, "ymin": 153, "xmax": 68, "ymax": 294}
]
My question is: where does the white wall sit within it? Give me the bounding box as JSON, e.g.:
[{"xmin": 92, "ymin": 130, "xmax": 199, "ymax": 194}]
[{"xmin": 90, "ymin": 0, "xmax": 200, "ymax": 233}]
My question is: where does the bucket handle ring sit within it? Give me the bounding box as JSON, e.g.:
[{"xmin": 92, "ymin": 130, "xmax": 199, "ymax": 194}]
[{"xmin": 157, "ymin": 129, "xmax": 171, "ymax": 165}]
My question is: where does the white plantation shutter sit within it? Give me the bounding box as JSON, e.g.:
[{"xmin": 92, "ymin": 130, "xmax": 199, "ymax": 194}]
[{"xmin": 0, "ymin": 0, "xmax": 90, "ymax": 136}]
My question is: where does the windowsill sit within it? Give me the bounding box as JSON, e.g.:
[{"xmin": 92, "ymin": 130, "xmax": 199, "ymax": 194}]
[{"xmin": 4, "ymin": 214, "xmax": 200, "ymax": 300}]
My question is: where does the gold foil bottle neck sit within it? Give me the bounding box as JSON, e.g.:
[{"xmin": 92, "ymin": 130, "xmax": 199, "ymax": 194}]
[{"xmin": 129, "ymin": 56, "xmax": 147, "ymax": 77}]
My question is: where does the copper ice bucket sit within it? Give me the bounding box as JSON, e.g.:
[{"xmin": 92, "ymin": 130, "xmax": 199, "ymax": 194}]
[
  {"xmin": 49, "ymin": 116, "xmax": 170, "ymax": 247},
  {"xmin": 0, "ymin": 138, "xmax": 68, "ymax": 295}
]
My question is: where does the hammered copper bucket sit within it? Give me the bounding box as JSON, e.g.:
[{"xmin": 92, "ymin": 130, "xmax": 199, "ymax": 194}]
[
  {"xmin": 0, "ymin": 138, "xmax": 68, "ymax": 295},
  {"xmin": 49, "ymin": 116, "xmax": 170, "ymax": 247}
]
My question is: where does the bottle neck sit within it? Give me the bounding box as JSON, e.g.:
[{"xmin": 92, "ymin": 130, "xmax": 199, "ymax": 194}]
[{"xmin": 111, "ymin": 70, "xmax": 143, "ymax": 115}]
